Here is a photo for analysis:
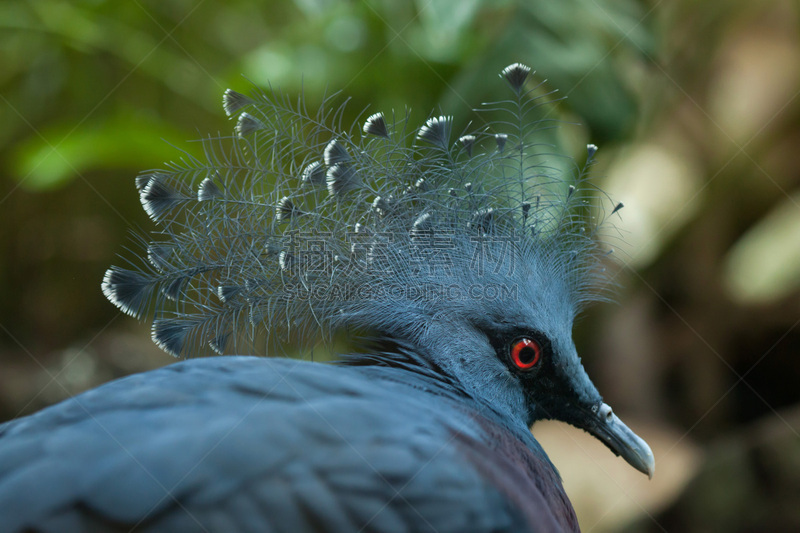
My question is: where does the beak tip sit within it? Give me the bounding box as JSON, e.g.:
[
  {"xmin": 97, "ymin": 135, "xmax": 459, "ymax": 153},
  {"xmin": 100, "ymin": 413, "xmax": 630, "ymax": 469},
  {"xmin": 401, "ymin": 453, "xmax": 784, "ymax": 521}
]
[
  {"xmin": 643, "ymin": 447, "xmax": 655, "ymax": 480},
  {"xmin": 591, "ymin": 403, "xmax": 656, "ymax": 480},
  {"xmin": 630, "ymin": 433, "xmax": 655, "ymax": 479}
]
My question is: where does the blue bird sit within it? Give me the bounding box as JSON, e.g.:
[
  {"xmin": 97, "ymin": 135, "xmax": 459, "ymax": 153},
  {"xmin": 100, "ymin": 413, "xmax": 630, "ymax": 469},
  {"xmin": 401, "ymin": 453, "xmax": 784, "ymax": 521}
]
[{"xmin": 0, "ymin": 63, "xmax": 653, "ymax": 532}]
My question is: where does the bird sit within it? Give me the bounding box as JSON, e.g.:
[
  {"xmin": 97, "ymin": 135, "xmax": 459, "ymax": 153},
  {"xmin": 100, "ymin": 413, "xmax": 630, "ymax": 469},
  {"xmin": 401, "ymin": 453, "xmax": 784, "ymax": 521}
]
[{"xmin": 0, "ymin": 63, "xmax": 654, "ymax": 532}]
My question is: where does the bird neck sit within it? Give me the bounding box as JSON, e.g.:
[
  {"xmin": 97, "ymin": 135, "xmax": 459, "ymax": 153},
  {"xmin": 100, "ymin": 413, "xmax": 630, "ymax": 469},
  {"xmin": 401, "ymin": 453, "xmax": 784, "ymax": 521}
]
[
  {"xmin": 336, "ymin": 338, "xmax": 532, "ymax": 437},
  {"xmin": 338, "ymin": 343, "xmax": 575, "ymax": 530},
  {"xmin": 335, "ymin": 338, "xmax": 465, "ymax": 393}
]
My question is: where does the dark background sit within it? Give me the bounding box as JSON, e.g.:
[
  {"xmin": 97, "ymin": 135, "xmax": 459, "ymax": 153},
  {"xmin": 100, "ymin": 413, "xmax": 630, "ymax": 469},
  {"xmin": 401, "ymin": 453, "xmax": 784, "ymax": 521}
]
[{"xmin": 1, "ymin": 1, "xmax": 798, "ymax": 531}]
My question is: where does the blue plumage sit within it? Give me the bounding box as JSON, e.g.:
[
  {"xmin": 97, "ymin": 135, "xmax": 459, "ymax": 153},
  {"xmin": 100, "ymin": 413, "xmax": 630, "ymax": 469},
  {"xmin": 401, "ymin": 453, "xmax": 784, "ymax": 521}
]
[
  {"xmin": 101, "ymin": 63, "xmax": 610, "ymax": 360},
  {"xmin": 0, "ymin": 63, "xmax": 654, "ymax": 532},
  {"xmin": 0, "ymin": 356, "xmax": 575, "ymax": 531}
]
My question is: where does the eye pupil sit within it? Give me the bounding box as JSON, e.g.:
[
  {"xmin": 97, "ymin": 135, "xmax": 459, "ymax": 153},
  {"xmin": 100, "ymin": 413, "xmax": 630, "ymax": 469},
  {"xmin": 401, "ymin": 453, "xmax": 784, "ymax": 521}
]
[
  {"xmin": 518, "ymin": 347, "xmax": 536, "ymax": 364},
  {"xmin": 510, "ymin": 337, "xmax": 541, "ymax": 370}
]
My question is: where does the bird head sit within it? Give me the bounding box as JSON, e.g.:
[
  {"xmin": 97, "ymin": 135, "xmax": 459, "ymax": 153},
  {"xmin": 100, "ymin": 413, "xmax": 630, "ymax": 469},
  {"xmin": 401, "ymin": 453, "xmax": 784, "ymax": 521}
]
[
  {"xmin": 344, "ymin": 201, "xmax": 654, "ymax": 478},
  {"xmin": 102, "ymin": 63, "xmax": 653, "ymax": 478}
]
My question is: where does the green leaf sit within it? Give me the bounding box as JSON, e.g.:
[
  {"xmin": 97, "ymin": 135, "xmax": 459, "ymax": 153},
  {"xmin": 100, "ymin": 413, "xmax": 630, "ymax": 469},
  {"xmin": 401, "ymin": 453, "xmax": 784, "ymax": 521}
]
[{"xmin": 12, "ymin": 111, "xmax": 202, "ymax": 191}]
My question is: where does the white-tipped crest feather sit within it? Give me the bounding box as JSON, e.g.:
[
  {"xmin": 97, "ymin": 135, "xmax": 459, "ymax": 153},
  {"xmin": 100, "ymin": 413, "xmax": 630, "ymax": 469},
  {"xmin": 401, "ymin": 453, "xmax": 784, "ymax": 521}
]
[{"xmin": 102, "ymin": 63, "xmax": 618, "ymax": 358}]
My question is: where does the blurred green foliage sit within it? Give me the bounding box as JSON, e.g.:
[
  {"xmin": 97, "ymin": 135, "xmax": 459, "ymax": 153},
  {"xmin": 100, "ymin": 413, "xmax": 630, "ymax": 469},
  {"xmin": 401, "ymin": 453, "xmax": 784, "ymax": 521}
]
[{"xmin": 1, "ymin": 0, "xmax": 649, "ymax": 190}]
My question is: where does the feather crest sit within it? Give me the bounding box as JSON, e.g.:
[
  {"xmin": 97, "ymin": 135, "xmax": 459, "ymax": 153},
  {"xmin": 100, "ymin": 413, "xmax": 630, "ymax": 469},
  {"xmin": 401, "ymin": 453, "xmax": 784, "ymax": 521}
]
[{"xmin": 103, "ymin": 63, "xmax": 618, "ymax": 357}]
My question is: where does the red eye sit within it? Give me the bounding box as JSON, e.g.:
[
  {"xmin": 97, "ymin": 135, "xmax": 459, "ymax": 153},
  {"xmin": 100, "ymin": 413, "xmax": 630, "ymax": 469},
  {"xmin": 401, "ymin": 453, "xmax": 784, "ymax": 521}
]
[{"xmin": 510, "ymin": 338, "xmax": 541, "ymax": 370}]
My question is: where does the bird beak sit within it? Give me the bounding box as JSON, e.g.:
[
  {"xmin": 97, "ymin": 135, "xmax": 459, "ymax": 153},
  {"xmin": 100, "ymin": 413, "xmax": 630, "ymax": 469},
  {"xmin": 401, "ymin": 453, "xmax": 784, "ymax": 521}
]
[{"xmin": 582, "ymin": 402, "xmax": 655, "ymax": 479}]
